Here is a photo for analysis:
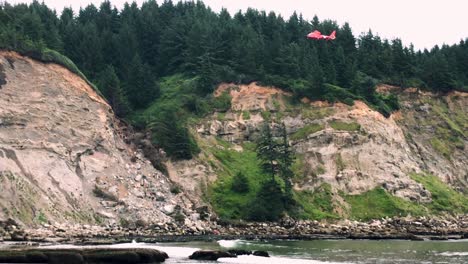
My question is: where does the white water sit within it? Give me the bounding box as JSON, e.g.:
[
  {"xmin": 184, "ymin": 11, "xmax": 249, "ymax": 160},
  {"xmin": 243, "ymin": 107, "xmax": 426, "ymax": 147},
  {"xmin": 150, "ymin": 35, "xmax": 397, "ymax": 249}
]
[{"xmin": 33, "ymin": 238, "xmax": 468, "ymax": 264}]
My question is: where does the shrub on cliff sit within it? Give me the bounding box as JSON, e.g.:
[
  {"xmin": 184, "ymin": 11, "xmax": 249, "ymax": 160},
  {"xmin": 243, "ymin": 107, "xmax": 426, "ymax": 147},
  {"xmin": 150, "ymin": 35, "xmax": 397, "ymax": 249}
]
[
  {"xmin": 231, "ymin": 172, "xmax": 250, "ymax": 193},
  {"xmin": 246, "ymin": 180, "xmax": 285, "ymax": 221}
]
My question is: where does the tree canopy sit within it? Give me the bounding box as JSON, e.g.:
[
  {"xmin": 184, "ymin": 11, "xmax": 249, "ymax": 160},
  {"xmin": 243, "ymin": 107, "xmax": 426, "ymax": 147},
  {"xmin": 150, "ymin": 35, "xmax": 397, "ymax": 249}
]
[{"xmin": 1, "ymin": 0, "xmax": 467, "ymax": 158}]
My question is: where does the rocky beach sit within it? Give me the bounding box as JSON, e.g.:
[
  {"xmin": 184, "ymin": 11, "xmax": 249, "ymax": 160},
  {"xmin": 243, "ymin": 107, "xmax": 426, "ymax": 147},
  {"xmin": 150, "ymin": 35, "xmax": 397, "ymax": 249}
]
[{"xmin": 1, "ymin": 215, "xmax": 467, "ymax": 245}]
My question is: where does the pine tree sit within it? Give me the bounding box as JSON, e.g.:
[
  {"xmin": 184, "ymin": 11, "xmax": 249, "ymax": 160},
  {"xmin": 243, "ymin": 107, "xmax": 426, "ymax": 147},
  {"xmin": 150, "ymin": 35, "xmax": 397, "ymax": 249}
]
[
  {"xmin": 256, "ymin": 123, "xmax": 278, "ymax": 181},
  {"xmin": 125, "ymin": 54, "xmax": 159, "ymax": 109},
  {"xmin": 278, "ymin": 123, "xmax": 294, "ymax": 202},
  {"xmin": 97, "ymin": 65, "xmax": 129, "ymax": 117}
]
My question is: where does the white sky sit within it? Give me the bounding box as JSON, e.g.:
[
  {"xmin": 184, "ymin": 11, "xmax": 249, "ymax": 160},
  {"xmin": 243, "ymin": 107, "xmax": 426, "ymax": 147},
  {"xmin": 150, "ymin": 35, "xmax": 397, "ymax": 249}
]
[{"xmin": 6, "ymin": 0, "xmax": 468, "ymax": 50}]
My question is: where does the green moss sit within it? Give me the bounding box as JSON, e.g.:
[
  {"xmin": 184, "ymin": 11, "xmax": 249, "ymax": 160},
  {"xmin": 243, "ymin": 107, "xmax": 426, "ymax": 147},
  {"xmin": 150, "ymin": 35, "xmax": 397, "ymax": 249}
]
[
  {"xmin": 329, "ymin": 120, "xmax": 361, "ymax": 131},
  {"xmin": 261, "ymin": 111, "xmax": 271, "ymax": 121},
  {"xmin": 315, "ymin": 165, "xmax": 326, "ymax": 175},
  {"xmin": 272, "ymin": 98, "xmax": 281, "ymax": 111},
  {"xmin": 410, "ymin": 173, "xmax": 468, "ymax": 214},
  {"xmin": 242, "ymin": 111, "xmax": 251, "ymax": 120},
  {"xmin": 293, "ymin": 184, "xmax": 338, "ymax": 220},
  {"xmin": 420, "ymin": 97, "xmax": 466, "ymax": 160},
  {"xmin": 302, "ymin": 107, "xmax": 335, "ymax": 120},
  {"xmin": 430, "ymin": 138, "xmax": 452, "ymax": 160},
  {"xmin": 35, "ymin": 211, "xmax": 47, "ymax": 224},
  {"xmin": 432, "ymin": 101, "xmax": 465, "ymax": 137},
  {"xmin": 335, "ymin": 153, "xmax": 345, "ymax": 172},
  {"xmin": 291, "ymin": 154, "xmax": 307, "ymax": 181},
  {"xmin": 290, "ymin": 123, "xmax": 324, "ymax": 140},
  {"xmin": 217, "ymin": 112, "xmax": 226, "ymax": 121},
  {"xmin": 345, "ymin": 187, "xmax": 426, "ymax": 221}
]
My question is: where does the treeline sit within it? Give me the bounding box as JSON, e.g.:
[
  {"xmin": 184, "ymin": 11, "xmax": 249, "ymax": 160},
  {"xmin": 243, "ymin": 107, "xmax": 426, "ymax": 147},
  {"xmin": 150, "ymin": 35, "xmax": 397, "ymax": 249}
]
[{"xmin": 1, "ymin": 0, "xmax": 467, "ymax": 157}]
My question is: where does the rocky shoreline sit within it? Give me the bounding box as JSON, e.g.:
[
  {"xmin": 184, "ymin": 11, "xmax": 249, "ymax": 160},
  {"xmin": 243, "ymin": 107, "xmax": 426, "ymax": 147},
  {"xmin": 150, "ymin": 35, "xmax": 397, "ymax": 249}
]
[
  {"xmin": 1, "ymin": 215, "xmax": 467, "ymax": 245},
  {"xmin": 0, "ymin": 248, "xmax": 168, "ymax": 264}
]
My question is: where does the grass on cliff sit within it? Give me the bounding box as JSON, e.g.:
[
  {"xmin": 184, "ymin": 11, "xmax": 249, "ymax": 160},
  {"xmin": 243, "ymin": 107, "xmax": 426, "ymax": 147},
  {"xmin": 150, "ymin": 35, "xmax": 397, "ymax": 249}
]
[
  {"xmin": 293, "ymin": 184, "xmax": 338, "ymax": 220},
  {"xmin": 421, "ymin": 97, "xmax": 466, "ymax": 160},
  {"xmin": 208, "ymin": 141, "xmax": 270, "ymax": 220},
  {"xmin": 344, "ymin": 188, "xmax": 426, "ymax": 221},
  {"xmin": 329, "ymin": 120, "xmax": 361, "ymax": 131},
  {"xmin": 290, "ymin": 123, "xmax": 325, "ymax": 140},
  {"xmin": 207, "ymin": 139, "xmax": 340, "ymax": 221},
  {"xmin": 410, "ymin": 173, "xmax": 468, "ymax": 214}
]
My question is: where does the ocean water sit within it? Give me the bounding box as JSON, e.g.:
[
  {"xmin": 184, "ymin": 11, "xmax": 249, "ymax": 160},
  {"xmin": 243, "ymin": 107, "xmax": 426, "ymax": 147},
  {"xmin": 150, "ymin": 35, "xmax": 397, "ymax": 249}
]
[{"xmin": 39, "ymin": 238, "xmax": 468, "ymax": 263}]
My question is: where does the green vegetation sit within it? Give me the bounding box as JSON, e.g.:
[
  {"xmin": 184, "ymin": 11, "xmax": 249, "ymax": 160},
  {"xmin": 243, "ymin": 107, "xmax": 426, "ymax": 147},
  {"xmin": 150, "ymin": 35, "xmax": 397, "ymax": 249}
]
[
  {"xmin": 345, "ymin": 188, "xmax": 426, "ymax": 221},
  {"xmin": 430, "ymin": 138, "xmax": 452, "ymax": 160},
  {"xmin": 315, "ymin": 165, "xmax": 326, "ymax": 175},
  {"xmin": 261, "ymin": 111, "xmax": 271, "ymax": 121},
  {"xmin": 247, "ymin": 180, "xmax": 285, "ymax": 221},
  {"xmin": 291, "ymin": 154, "xmax": 306, "ymax": 180},
  {"xmin": 420, "ymin": 98, "xmax": 466, "ymax": 160},
  {"xmin": 290, "ymin": 123, "xmax": 325, "ymax": 140},
  {"xmin": 209, "ymin": 123, "xmax": 296, "ymax": 221},
  {"xmin": 293, "ymin": 184, "xmax": 338, "ymax": 220},
  {"xmin": 301, "ymin": 107, "xmax": 335, "ymax": 120},
  {"xmin": 335, "ymin": 153, "xmax": 345, "ymax": 171},
  {"xmin": 231, "ymin": 172, "xmax": 250, "ymax": 193},
  {"xmin": 410, "ymin": 173, "xmax": 468, "ymax": 213},
  {"xmin": 35, "ymin": 211, "xmax": 47, "ymax": 224},
  {"xmin": 242, "ymin": 111, "xmax": 251, "ymax": 120},
  {"xmin": 2, "ymin": 2, "xmax": 466, "ymax": 109},
  {"xmin": 345, "ymin": 174, "xmax": 468, "ymax": 220},
  {"xmin": 329, "ymin": 120, "xmax": 361, "ymax": 131},
  {"xmin": 209, "ymin": 142, "xmax": 268, "ymax": 220},
  {"xmin": 0, "ymin": 40, "xmax": 102, "ymax": 98},
  {"xmin": 1, "ymin": 0, "xmax": 467, "ymax": 222},
  {"xmin": 2, "ymin": 0, "xmax": 466, "ymax": 161},
  {"xmin": 131, "ymin": 75, "xmax": 232, "ymax": 159},
  {"xmin": 217, "ymin": 112, "xmax": 226, "ymax": 121}
]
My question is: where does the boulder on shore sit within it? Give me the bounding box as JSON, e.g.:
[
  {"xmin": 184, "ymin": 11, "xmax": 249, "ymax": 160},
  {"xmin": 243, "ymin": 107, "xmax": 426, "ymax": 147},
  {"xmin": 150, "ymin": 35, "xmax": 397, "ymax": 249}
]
[
  {"xmin": 253, "ymin": 250, "xmax": 270, "ymax": 257},
  {"xmin": 227, "ymin": 249, "xmax": 252, "ymax": 256},
  {"xmin": 189, "ymin": 250, "xmax": 236, "ymax": 260},
  {"xmin": 0, "ymin": 248, "xmax": 169, "ymax": 263}
]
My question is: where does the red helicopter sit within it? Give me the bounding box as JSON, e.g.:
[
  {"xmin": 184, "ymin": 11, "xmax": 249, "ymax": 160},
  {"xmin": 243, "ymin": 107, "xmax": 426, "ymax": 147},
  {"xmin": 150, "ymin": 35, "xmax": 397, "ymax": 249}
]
[{"xmin": 307, "ymin": 30, "xmax": 336, "ymax": 41}]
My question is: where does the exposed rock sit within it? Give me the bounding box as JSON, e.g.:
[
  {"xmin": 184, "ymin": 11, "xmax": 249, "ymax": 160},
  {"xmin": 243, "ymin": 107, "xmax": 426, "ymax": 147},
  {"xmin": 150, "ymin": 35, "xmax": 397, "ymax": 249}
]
[
  {"xmin": 0, "ymin": 248, "xmax": 168, "ymax": 264},
  {"xmin": 162, "ymin": 205, "xmax": 175, "ymax": 215},
  {"xmin": 227, "ymin": 249, "xmax": 252, "ymax": 256},
  {"xmin": 253, "ymin": 250, "xmax": 270, "ymax": 257},
  {"xmin": 189, "ymin": 250, "xmax": 236, "ymax": 260},
  {"xmin": 0, "ymin": 51, "xmax": 195, "ymax": 226},
  {"xmin": 175, "ymin": 83, "xmax": 467, "ymax": 211},
  {"xmin": 97, "ymin": 211, "xmax": 116, "ymax": 219}
]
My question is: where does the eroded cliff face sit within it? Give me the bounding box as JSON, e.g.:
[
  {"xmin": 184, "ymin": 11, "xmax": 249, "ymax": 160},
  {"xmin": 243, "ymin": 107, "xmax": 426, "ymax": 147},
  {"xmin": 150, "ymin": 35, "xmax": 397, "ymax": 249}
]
[
  {"xmin": 0, "ymin": 51, "xmax": 466, "ymax": 226},
  {"xmin": 169, "ymin": 83, "xmax": 467, "ymax": 212},
  {"xmin": 0, "ymin": 52, "xmax": 203, "ymax": 227}
]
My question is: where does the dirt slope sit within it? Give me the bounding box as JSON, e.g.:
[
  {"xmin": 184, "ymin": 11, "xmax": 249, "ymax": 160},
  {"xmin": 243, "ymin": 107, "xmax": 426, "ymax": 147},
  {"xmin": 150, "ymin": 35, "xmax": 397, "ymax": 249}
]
[{"xmin": 0, "ymin": 51, "xmax": 204, "ymax": 227}]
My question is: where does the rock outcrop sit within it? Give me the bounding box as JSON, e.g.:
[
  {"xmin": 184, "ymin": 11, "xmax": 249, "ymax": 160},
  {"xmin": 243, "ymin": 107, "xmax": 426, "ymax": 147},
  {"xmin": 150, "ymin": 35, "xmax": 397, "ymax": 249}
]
[
  {"xmin": 0, "ymin": 248, "xmax": 169, "ymax": 263},
  {"xmin": 0, "ymin": 51, "xmax": 205, "ymax": 228},
  {"xmin": 171, "ymin": 83, "xmax": 467, "ymax": 208},
  {"xmin": 189, "ymin": 250, "xmax": 236, "ymax": 260},
  {"xmin": 0, "ymin": 51, "xmax": 466, "ymax": 229}
]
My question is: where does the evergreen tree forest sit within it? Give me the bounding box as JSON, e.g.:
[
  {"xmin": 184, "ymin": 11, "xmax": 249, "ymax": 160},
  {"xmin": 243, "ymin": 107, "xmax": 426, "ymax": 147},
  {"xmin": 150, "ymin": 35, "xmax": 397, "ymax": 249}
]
[{"xmin": 1, "ymin": 0, "xmax": 468, "ymax": 159}]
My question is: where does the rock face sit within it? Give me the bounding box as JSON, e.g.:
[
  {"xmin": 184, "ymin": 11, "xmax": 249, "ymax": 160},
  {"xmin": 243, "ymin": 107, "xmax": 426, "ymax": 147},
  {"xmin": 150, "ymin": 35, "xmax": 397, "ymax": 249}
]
[
  {"xmin": 171, "ymin": 83, "xmax": 467, "ymax": 207},
  {"xmin": 0, "ymin": 51, "xmax": 202, "ymax": 227},
  {"xmin": 0, "ymin": 51, "xmax": 466, "ymax": 228}
]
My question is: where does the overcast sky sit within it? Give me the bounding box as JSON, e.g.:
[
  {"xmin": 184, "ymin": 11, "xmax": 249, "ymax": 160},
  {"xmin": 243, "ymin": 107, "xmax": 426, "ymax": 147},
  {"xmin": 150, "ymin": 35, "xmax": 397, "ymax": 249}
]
[{"xmin": 6, "ymin": 0, "xmax": 468, "ymax": 50}]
